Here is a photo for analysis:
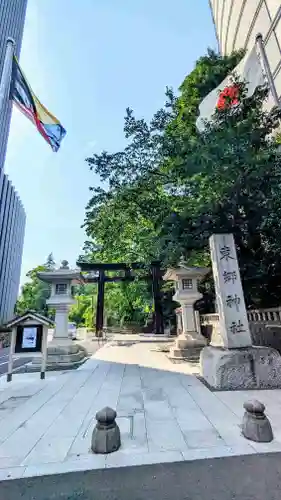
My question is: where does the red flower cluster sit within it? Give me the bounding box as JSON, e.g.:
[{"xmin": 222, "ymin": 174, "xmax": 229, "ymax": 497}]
[{"xmin": 216, "ymin": 84, "xmax": 239, "ymax": 110}]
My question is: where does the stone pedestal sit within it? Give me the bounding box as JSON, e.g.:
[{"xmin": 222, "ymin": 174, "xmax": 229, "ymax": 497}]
[
  {"xmin": 170, "ymin": 305, "xmax": 207, "ymax": 359},
  {"xmin": 164, "ymin": 264, "xmax": 209, "ymax": 360},
  {"xmin": 35, "ymin": 261, "xmax": 88, "ymax": 370},
  {"xmin": 45, "ymin": 343, "xmax": 87, "ymax": 370},
  {"xmin": 32, "ymin": 343, "xmax": 87, "ymax": 371},
  {"xmin": 45, "ymin": 303, "xmax": 87, "ymax": 370},
  {"xmin": 170, "ymin": 331, "xmax": 207, "ymax": 359},
  {"xmin": 200, "ymin": 345, "xmax": 281, "ymax": 390}
]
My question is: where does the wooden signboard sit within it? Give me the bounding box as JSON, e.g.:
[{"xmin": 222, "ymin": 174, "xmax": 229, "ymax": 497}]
[{"xmin": 6, "ymin": 312, "xmax": 52, "ymax": 382}]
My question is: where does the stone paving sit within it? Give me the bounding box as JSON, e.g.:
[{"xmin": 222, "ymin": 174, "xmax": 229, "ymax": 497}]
[{"xmin": 0, "ymin": 338, "xmax": 281, "ymax": 480}]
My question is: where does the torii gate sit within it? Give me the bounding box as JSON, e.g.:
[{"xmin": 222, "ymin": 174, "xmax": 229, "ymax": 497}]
[{"xmin": 77, "ymin": 261, "xmax": 164, "ymax": 336}]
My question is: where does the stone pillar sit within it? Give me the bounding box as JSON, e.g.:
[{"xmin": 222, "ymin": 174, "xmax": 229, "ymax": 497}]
[
  {"xmin": 52, "ymin": 304, "xmax": 70, "ymax": 345},
  {"xmin": 200, "ymin": 234, "xmax": 281, "ymax": 389},
  {"xmin": 182, "ymin": 304, "xmax": 196, "ymax": 332},
  {"xmin": 175, "ymin": 308, "xmax": 182, "ymax": 334},
  {"xmin": 209, "ymin": 233, "xmax": 251, "ymax": 348}
]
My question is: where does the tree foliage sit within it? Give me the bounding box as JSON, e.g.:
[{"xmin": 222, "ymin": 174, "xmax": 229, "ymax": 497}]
[
  {"xmin": 15, "ymin": 253, "xmax": 56, "ymax": 317},
  {"xmin": 161, "ymin": 80, "xmax": 281, "ymax": 307},
  {"xmin": 84, "ymin": 50, "xmax": 245, "ymax": 263},
  {"xmin": 83, "ymin": 46, "xmax": 281, "ymax": 321}
]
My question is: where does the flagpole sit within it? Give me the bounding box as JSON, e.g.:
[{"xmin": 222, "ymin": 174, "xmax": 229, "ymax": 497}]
[
  {"xmin": 256, "ymin": 33, "xmax": 280, "ymax": 109},
  {"xmin": 0, "ymin": 38, "xmax": 15, "ymax": 115}
]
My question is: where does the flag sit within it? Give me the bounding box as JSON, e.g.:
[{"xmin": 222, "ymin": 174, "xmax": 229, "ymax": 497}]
[
  {"xmin": 196, "ymin": 45, "xmax": 265, "ymax": 132},
  {"xmin": 10, "ymin": 57, "xmax": 66, "ymax": 152}
]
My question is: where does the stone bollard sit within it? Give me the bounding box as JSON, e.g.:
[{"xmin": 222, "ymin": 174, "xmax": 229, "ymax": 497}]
[
  {"xmin": 91, "ymin": 407, "xmax": 121, "ymax": 454},
  {"xmin": 242, "ymin": 400, "xmax": 273, "ymax": 443}
]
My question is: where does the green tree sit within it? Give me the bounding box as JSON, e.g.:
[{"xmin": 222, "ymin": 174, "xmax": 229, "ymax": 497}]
[
  {"xmin": 69, "ymin": 296, "xmax": 92, "ymax": 326},
  {"xmin": 83, "ymin": 50, "xmax": 245, "ymax": 267},
  {"xmin": 45, "ymin": 253, "xmax": 56, "ymax": 270},
  {"xmin": 81, "ymin": 49, "xmax": 246, "ymax": 322},
  {"xmin": 69, "ymin": 285, "xmax": 97, "ymax": 327},
  {"xmin": 103, "ymin": 280, "xmax": 153, "ymax": 327},
  {"xmin": 82, "ymin": 45, "xmax": 281, "ymax": 317},
  {"xmin": 161, "ymin": 80, "xmax": 281, "ymax": 307},
  {"xmin": 15, "ymin": 254, "xmax": 56, "ymax": 317}
]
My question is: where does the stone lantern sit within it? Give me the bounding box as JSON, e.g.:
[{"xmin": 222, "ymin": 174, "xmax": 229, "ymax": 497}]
[
  {"xmin": 36, "ymin": 260, "xmax": 87, "ymax": 369},
  {"xmin": 164, "ymin": 263, "xmax": 209, "ymax": 359}
]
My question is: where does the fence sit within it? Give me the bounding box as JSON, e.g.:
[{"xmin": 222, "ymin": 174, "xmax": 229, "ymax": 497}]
[{"xmin": 200, "ymin": 307, "xmax": 281, "ymax": 352}]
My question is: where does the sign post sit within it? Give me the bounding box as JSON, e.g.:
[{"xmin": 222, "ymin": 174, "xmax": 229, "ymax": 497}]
[
  {"xmin": 6, "ymin": 312, "xmax": 52, "ymax": 382},
  {"xmin": 200, "ymin": 234, "xmax": 281, "ymax": 389},
  {"xmin": 7, "ymin": 327, "xmax": 16, "ymax": 383}
]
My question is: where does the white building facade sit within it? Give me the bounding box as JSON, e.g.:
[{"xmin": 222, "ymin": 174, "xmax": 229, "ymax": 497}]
[{"xmin": 209, "ymin": 1, "xmax": 281, "ymax": 101}]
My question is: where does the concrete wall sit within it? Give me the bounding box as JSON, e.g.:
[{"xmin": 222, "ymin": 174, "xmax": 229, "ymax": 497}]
[{"xmin": 209, "ymin": 0, "xmax": 281, "ymax": 105}]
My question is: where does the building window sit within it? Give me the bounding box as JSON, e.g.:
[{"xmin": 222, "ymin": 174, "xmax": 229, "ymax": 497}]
[
  {"xmin": 55, "ymin": 283, "xmax": 67, "ymax": 295},
  {"xmin": 182, "ymin": 278, "xmax": 193, "ymax": 290}
]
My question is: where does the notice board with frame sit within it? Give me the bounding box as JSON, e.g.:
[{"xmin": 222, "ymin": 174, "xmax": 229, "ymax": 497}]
[
  {"xmin": 15, "ymin": 324, "xmax": 43, "ymax": 353},
  {"xmin": 6, "ymin": 311, "xmax": 51, "ymax": 382}
]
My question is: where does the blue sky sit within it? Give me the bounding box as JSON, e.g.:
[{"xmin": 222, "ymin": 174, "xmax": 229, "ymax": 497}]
[{"xmin": 5, "ymin": 0, "xmax": 216, "ymax": 284}]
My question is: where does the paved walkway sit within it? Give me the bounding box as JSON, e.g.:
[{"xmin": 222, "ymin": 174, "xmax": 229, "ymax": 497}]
[
  {"xmin": 0, "ymin": 347, "xmax": 32, "ymax": 375},
  {"xmin": 0, "ymin": 338, "xmax": 281, "ymax": 480}
]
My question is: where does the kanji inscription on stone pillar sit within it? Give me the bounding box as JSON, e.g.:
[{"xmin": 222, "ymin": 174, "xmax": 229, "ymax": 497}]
[{"xmin": 209, "ymin": 233, "xmax": 252, "ymax": 349}]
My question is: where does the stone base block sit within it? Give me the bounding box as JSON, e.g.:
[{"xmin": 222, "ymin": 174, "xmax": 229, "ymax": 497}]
[
  {"xmin": 169, "ymin": 332, "xmax": 206, "ymax": 360},
  {"xmin": 169, "ymin": 346, "xmax": 202, "ymax": 360},
  {"xmin": 200, "ymin": 345, "xmax": 281, "ymax": 390},
  {"xmin": 32, "ymin": 343, "xmax": 88, "ymax": 370}
]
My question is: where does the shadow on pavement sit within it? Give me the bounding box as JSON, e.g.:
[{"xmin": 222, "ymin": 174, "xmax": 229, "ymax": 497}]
[{"xmin": 1, "ymin": 453, "xmax": 281, "ymax": 500}]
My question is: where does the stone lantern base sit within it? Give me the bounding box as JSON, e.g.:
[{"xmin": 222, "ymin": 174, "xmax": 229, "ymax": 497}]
[
  {"xmin": 169, "ymin": 331, "xmax": 207, "ymax": 360},
  {"xmin": 32, "ymin": 342, "xmax": 87, "ymax": 371},
  {"xmin": 46, "ymin": 343, "xmax": 87, "ymax": 369}
]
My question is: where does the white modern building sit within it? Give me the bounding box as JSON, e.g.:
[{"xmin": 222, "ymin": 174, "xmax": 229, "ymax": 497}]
[
  {"xmin": 209, "ymin": 1, "xmax": 281, "ymax": 101},
  {"xmin": 0, "ymin": 0, "xmax": 28, "ymax": 323}
]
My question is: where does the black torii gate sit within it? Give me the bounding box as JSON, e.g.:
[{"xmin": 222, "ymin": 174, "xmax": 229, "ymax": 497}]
[{"xmin": 77, "ymin": 261, "xmax": 164, "ymax": 336}]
